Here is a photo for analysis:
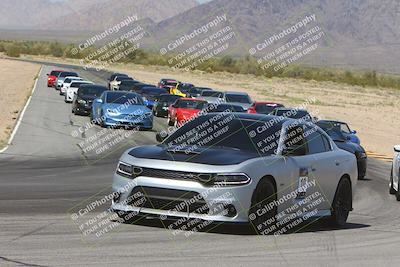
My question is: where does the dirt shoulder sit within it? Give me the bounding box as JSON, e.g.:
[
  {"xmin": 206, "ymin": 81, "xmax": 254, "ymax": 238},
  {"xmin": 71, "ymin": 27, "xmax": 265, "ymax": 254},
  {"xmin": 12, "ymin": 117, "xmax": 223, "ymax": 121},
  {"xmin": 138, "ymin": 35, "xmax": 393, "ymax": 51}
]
[
  {"xmin": 19, "ymin": 55, "xmax": 400, "ymax": 156},
  {"xmin": 0, "ymin": 58, "xmax": 40, "ymax": 149}
]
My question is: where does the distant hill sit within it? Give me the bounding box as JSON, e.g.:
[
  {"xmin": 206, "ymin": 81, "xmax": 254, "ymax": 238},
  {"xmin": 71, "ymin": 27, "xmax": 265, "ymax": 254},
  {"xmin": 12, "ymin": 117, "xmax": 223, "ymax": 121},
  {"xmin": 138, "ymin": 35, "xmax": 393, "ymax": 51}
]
[
  {"xmin": 145, "ymin": 0, "xmax": 400, "ymax": 73},
  {"xmin": 0, "ymin": 0, "xmax": 198, "ymax": 30}
]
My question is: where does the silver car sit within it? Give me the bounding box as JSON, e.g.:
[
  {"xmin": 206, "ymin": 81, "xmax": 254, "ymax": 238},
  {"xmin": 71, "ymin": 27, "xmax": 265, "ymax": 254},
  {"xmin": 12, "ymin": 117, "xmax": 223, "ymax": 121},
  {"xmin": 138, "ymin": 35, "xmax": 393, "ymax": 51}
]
[
  {"xmin": 389, "ymin": 145, "xmax": 400, "ymax": 201},
  {"xmin": 198, "ymin": 90, "xmax": 225, "ymax": 104},
  {"xmin": 111, "ymin": 113, "xmax": 357, "ymax": 234},
  {"xmin": 224, "ymin": 92, "xmax": 253, "ymax": 110}
]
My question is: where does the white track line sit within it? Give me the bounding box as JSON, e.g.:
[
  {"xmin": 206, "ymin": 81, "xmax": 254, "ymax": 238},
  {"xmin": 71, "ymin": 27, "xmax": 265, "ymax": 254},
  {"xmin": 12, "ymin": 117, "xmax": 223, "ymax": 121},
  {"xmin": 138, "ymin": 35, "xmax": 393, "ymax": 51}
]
[{"xmin": 0, "ymin": 66, "xmax": 43, "ymax": 154}]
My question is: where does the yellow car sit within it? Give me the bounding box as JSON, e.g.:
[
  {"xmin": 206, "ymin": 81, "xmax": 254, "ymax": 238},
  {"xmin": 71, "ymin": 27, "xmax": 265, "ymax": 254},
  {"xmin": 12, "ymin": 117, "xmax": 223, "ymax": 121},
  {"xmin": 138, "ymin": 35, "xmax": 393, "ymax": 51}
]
[{"xmin": 170, "ymin": 83, "xmax": 186, "ymax": 97}]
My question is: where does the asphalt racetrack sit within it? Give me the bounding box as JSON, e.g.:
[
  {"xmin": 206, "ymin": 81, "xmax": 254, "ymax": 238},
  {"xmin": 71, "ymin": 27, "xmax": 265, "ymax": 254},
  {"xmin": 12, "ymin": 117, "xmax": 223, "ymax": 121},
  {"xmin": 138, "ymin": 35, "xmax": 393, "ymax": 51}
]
[{"xmin": 0, "ymin": 61, "xmax": 399, "ymax": 266}]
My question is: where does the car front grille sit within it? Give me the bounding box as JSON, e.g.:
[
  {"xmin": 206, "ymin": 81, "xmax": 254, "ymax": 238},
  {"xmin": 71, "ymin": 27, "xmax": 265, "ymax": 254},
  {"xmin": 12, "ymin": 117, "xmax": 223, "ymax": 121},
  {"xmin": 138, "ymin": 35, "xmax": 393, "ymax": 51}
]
[
  {"xmin": 138, "ymin": 167, "xmax": 214, "ymax": 184},
  {"xmin": 127, "ymin": 186, "xmax": 209, "ymax": 214}
]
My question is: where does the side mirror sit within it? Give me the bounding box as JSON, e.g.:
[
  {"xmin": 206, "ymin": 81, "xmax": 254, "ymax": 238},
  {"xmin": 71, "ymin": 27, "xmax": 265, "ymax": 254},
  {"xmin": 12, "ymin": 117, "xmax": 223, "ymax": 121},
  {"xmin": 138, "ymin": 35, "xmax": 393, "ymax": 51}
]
[
  {"xmin": 46, "ymin": 73, "xmax": 49, "ymax": 76},
  {"xmin": 95, "ymin": 98, "xmax": 103, "ymax": 104},
  {"xmin": 351, "ymin": 130, "xmax": 357, "ymax": 134},
  {"xmin": 156, "ymin": 132, "xmax": 168, "ymax": 143},
  {"xmin": 394, "ymin": 145, "xmax": 400, "ymax": 153}
]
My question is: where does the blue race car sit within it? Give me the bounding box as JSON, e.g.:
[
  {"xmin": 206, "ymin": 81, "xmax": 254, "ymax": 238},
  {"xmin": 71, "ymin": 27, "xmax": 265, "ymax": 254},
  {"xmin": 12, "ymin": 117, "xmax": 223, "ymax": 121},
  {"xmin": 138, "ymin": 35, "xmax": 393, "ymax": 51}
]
[
  {"xmin": 140, "ymin": 87, "xmax": 168, "ymax": 109},
  {"xmin": 92, "ymin": 91, "xmax": 153, "ymax": 130},
  {"xmin": 318, "ymin": 120, "xmax": 360, "ymax": 144}
]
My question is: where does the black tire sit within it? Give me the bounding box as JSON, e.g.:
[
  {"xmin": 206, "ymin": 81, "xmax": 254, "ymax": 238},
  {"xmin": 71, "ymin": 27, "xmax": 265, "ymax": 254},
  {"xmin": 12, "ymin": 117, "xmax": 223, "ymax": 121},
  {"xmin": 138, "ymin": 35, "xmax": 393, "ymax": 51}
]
[
  {"xmin": 329, "ymin": 177, "xmax": 352, "ymax": 227},
  {"xmin": 248, "ymin": 179, "xmax": 277, "ymax": 235},
  {"xmin": 167, "ymin": 114, "xmax": 174, "ymax": 126},
  {"xmin": 390, "ymin": 169, "xmax": 396, "ymax": 195},
  {"xmin": 100, "ymin": 111, "xmax": 106, "ymax": 128}
]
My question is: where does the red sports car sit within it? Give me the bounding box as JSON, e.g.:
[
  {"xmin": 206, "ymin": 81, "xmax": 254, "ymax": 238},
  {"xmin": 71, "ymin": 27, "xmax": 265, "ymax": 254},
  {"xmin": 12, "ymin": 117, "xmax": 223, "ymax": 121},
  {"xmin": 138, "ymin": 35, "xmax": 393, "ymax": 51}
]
[
  {"xmin": 168, "ymin": 98, "xmax": 207, "ymax": 127},
  {"xmin": 247, "ymin": 101, "xmax": 284, "ymax": 115},
  {"xmin": 47, "ymin": 70, "xmax": 64, "ymax": 87}
]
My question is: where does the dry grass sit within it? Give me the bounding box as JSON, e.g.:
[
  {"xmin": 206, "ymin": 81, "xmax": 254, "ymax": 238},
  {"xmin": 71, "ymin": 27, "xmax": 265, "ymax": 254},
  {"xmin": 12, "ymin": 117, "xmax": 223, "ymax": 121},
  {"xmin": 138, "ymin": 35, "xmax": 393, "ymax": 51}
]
[{"xmin": 0, "ymin": 58, "xmax": 40, "ymax": 148}]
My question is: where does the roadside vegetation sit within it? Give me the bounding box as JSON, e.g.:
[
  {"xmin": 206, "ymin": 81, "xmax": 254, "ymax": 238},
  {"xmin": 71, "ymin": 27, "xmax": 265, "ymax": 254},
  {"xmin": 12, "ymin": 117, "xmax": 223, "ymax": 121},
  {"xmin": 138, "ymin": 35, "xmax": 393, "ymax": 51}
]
[{"xmin": 1, "ymin": 40, "xmax": 399, "ymax": 90}]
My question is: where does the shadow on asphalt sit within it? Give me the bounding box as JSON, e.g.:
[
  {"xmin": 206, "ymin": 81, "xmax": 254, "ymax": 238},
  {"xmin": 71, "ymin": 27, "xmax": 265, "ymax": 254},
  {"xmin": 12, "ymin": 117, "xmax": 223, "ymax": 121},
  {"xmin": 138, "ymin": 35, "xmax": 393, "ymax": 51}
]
[{"xmin": 118, "ymin": 215, "xmax": 370, "ymax": 236}]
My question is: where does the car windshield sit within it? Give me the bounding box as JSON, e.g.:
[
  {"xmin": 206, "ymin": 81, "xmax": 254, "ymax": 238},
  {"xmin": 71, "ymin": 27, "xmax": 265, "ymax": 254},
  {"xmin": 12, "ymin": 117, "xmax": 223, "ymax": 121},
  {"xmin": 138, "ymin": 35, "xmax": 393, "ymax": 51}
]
[
  {"xmin": 256, "ymin": 104, "xmax": 282, "ymax": 114},
  {"xmin": 106, "ymin": 92, "xmax": 144, "ymax": 105},
  {"xmin": 60, "ymin": 72, "xmax": 78, "ymax": 78},
  {"xmin": 176, "ymin": 100, "xmax": 206, "ymax": 109},
  {"xmin": 276, "ymin": 109, "xmax": 310, "ymax": 119},
  {"xmin": 209, "ymin": 104, "xmax": 244, "ymax": 112},
  {"xmin": 164, "ymin": 81, "xmax": 178, "ymax": 87},
  {"xmin": 117, "ymin": 77, "xmax": 133, "ymax": 82},
  {"xmin": 120, "ymin": 80, "xmax": 138, "ymax": 86},
  {"xmin": 317, "ymin": 123, "xmax": 346, "ymax": 141},
  {"xmin": 50, "ymin": 71, "xmax": 62, "ymax": 76},
  {"xmin": 164, "ymin": 114, "xmax": 283, "ymax": 155},
  {"xmin": 64, "ymin": 77, "xmax": 80, "ymax": 83},
  {"xmin": 159, "ymin": 95, "xmax": 181, "ymax": 103},
  {"xmin": 142, "ymin": 88, "xmax": 168, "ymax": 95},
  {"xmin": 79, "ymin": 86, "xmax": 107, "ymax": 97},
  {"xmin": 338, "ymin": 122, "xmax": 351, "ymax": 134},
  {"xmin": 225, "ymin": 94, "xmax": 252, "ymax": 103},
  {"xmin": 202, "ymin": 91, "xmax": 223, "ymax": 97}
]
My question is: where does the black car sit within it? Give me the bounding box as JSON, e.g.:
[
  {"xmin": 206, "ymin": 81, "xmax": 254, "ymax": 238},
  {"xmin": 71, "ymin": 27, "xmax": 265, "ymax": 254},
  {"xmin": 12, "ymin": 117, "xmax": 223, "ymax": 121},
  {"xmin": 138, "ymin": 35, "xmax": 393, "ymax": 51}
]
[
  {"xmin": 206, "ymin": 103, "xmax": 246, "ymax": 113},
  {"xmin": 272, "ymin": 108, "xmax": 315, "ymax": 121},
  {"xmin": 141, "ymin": 87, "xmax": 169, "ymax": 109},
  {"xmin": 317, "ymin": 121, "xmax": 367, "ymax": 179},
  {"xmin": 152, "ymin": 94, "xmax": 182, "ymax": 117},
  {"xmin": 72, "ymin": 84, "xmax": 108, "ymax": 116},
  {"xmin": 118, "ymin": 80, "xmax": 141, "ymax": 91},
  {"xmin": 132, "ymin": 83, "xmax": 156, "ymax": 94}
]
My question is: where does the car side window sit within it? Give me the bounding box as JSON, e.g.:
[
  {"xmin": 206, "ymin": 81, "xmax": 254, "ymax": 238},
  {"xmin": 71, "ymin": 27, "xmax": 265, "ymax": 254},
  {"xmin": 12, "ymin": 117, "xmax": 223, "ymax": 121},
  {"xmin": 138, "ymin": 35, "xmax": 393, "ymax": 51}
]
[
  {"xmin": 284, "ymin": 125, "xmax": 308, "ymax": 156},
  {"xmin": 305, "ymin": 126, "xmax": 328, "ymax": 154},
  {"xmin": 321, "ymin": 134, "xmax": 332, "ymax": 151}
]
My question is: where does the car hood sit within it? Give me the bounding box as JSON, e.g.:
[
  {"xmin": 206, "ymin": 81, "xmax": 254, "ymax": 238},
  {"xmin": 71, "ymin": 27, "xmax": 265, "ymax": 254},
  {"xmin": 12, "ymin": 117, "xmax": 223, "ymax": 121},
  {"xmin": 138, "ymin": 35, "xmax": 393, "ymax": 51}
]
[
  {"xmin": 79, "ymin": 94, "xmax": 99, "ymax": 101},
  {"xmin": 103, "ymin": 103, "xmax": 150, "ymax": 114},
  {"xmin": 334, "ymin": 140, "xmax": 365, "ymax": 154},
  {"xmin": 128, "ymin": 145, "xmax": 259, "ymax": 165}
]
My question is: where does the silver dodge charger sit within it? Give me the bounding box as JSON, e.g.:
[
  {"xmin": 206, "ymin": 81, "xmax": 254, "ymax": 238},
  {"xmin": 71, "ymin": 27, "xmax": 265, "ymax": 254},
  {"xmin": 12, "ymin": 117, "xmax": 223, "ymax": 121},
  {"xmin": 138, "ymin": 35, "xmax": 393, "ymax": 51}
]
[{"xmin": 111, "ymin": 112, "xmax": 357, "ymax": 234}]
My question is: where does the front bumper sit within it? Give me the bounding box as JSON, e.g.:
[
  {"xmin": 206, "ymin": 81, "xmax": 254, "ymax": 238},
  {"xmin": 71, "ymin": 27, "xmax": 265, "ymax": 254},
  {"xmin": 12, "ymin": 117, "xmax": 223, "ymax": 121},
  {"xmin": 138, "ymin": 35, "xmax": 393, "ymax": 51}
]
[
  {"xmin": 155, "ymin": 106, "xmax": 169, "ymax": 117},
  {"xmin": 103, "ymin": 114, "xmax": 153, "ymax": 129},
  {"xmin": 111, "ymin": 172, "xmax": 253, "ymax": 223},
  {"xmin": 75, "ymin": 102, "xmax": 93, "ymax": 115}
]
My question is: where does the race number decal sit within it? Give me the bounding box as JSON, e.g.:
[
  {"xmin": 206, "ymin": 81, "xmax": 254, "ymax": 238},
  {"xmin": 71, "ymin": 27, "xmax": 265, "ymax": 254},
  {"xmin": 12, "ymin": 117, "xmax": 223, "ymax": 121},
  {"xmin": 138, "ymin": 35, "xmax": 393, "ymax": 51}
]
[{"xmin": 296, "ymin": 167, "xmax": 309, "ymax": 199}]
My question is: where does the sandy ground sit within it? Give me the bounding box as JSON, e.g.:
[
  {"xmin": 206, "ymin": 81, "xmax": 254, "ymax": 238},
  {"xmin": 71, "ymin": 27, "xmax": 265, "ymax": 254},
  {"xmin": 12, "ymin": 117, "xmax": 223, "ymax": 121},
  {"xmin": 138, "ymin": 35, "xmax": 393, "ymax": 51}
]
[
  {"xmin": 110, "ymin": 63, "xmax": 400, "ymax": 156},
  {"xmin": 19, "ymin": 55, "xmax": 400, "ymax": 156},
  {"xmin": 0, "ymin": 58, "xmax": 40, "ymax": 148}
]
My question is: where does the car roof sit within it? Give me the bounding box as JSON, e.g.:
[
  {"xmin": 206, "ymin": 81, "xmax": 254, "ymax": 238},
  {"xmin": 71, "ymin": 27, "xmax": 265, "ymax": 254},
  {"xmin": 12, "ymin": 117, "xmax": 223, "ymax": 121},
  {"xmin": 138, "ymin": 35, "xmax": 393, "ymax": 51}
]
[
  {"xmin": 254, "ymin": 101, "xmax": 282, "ymax": 105},
  {"xmin": 80, "ymin": 84, "xmax": 107, "ymax": 89},
  {"xmin": 225, "ymin": 91, "xmax": 249, "ymax": 95},
  {"xmin": 179, "ymin": 98, "xmax": 207, "ymax": 101},
  {"xmin": 204, "ymin": 113, "xmax": 293, "ymax": 123},
  {"xmin": 275, "ymin": 107, "xmax": 308, "ymax": 111},
  {"xmin": 318, "ymin": 120, "xmax": 345, "ymax": 124}
]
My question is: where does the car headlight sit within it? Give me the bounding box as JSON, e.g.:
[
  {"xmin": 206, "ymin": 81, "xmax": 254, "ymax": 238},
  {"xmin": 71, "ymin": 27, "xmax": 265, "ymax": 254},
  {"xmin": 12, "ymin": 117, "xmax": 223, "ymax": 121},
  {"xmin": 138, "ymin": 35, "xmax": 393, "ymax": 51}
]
[
  {"xmin": 116, "ymin": 162, "xmax": 133, "ymax": 178},
  {"xmin": 107, "ymin": 109, "xmax": 120, "ymax": 115},
  {"xmin": 77, "ymin": 99, "xmax": 87, "ymax": 104},
  {"xmin": 213, "ymin": 173, "xmax": 251, "ymax": 186}
]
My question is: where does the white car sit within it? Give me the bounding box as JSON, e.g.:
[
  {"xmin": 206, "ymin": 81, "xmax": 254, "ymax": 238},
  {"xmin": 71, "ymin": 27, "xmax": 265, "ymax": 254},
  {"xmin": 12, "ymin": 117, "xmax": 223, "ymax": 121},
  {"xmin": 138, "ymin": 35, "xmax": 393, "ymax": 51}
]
[
  {"xmin": 65, "ymin": 80, "xmax": 93, "ymax": 103},
  {"xmin": 389, "ymin": 145, "xmax": 400, "ymax": 201},
  {"xmin": 110, "ymin": 76, "xmax": 133, "ymax": 91},
  {"xmin": 60, "ymin": 76, "xmax": 83, "ymax": 96}
]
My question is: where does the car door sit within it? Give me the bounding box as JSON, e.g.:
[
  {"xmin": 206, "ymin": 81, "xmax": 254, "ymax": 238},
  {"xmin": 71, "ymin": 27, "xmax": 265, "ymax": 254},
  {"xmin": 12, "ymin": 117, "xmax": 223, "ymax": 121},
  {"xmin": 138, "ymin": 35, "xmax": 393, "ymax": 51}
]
[
  {"xmin": 277, "ymin": 123, "xmax": 318, "ymax": 214},
  {"xmin": 303, "ymin": 125, "xmax": 341, "ymax": 212}
]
